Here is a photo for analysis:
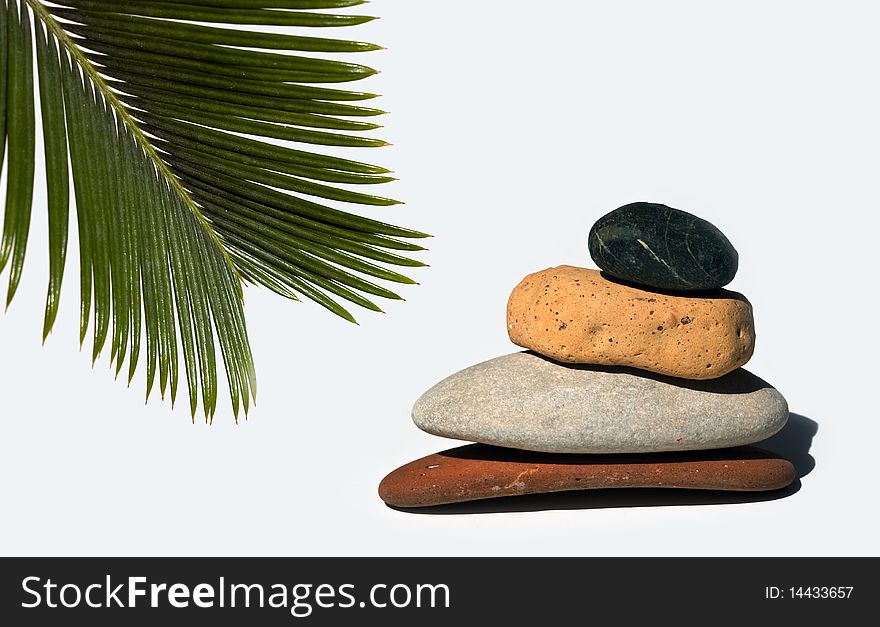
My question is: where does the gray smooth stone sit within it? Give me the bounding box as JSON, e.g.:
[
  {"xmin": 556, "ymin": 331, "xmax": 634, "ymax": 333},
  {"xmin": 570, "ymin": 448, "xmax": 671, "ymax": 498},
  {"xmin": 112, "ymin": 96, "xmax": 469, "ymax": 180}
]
[{"xmin": 412, "ymin": 352, "xmax": 788, "ymax": 454}]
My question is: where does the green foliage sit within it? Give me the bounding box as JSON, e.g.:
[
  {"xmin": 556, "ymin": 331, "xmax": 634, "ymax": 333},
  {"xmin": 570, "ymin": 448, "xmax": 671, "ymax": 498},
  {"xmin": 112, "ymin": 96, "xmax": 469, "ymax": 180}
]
[{"xmin": 0, "ymin": 0, "xmax": 426, "ymax": 421}]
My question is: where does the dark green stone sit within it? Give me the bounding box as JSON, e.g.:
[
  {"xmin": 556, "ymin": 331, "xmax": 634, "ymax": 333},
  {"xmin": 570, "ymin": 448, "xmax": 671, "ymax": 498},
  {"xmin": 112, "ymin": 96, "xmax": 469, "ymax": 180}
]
[{"xmin": 588, "ymin": 202, "xmax": 738, "ymax": 291}]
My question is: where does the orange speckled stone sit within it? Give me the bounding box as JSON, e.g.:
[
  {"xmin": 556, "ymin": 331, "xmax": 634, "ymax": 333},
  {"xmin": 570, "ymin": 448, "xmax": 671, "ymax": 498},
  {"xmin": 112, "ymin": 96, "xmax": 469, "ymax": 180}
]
[
  {"xmin": 379, "ymin": 444, "xmax": 795, "ymax": 508},
  {"xmin": 506, "ymin": 266, "xmax": 755, "ymax": 379}
]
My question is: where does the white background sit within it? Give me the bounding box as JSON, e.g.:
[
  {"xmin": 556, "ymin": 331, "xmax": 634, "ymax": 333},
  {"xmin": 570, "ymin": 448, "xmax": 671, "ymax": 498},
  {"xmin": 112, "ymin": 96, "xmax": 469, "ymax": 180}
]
[{"xmin": 1, "ymin": 0, "xmax": 878, "ymax": 556}]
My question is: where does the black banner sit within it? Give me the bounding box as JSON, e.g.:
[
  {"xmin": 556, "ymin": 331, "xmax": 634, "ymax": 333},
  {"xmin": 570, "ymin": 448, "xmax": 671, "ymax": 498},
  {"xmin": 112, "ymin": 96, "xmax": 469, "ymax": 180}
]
[{"xmin": 0, "ymin": 558, "xmax": 874, "ymax": 625}]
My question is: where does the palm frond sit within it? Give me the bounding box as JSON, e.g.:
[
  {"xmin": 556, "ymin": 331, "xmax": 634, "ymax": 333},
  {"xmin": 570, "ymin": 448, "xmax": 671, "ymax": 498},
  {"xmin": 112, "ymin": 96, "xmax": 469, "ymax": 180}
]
[{"xmin": 0, "ymin": 0, "xmax": 427, "ymax": 421}]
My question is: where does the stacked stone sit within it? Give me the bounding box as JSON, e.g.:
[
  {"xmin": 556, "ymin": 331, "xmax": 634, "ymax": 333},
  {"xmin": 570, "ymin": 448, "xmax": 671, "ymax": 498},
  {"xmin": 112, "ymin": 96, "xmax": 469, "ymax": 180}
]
[{"xmin": 379, "ymin": 202, "xmax": 794, "ymax": 508}]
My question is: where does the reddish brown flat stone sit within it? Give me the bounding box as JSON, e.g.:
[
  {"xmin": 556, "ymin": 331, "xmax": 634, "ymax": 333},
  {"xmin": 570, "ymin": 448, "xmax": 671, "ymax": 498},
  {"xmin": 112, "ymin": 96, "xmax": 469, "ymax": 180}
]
[{"xmin": 379, "ymin": 444, "xmax": 795, "ymax": 508}]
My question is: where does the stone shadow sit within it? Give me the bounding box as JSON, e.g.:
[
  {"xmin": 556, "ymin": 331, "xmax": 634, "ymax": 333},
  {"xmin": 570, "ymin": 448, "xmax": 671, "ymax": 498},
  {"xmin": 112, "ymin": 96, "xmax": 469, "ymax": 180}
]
[{"xmin": 532, "ymin": 351, "xmax": 772, "ymax": 395}]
